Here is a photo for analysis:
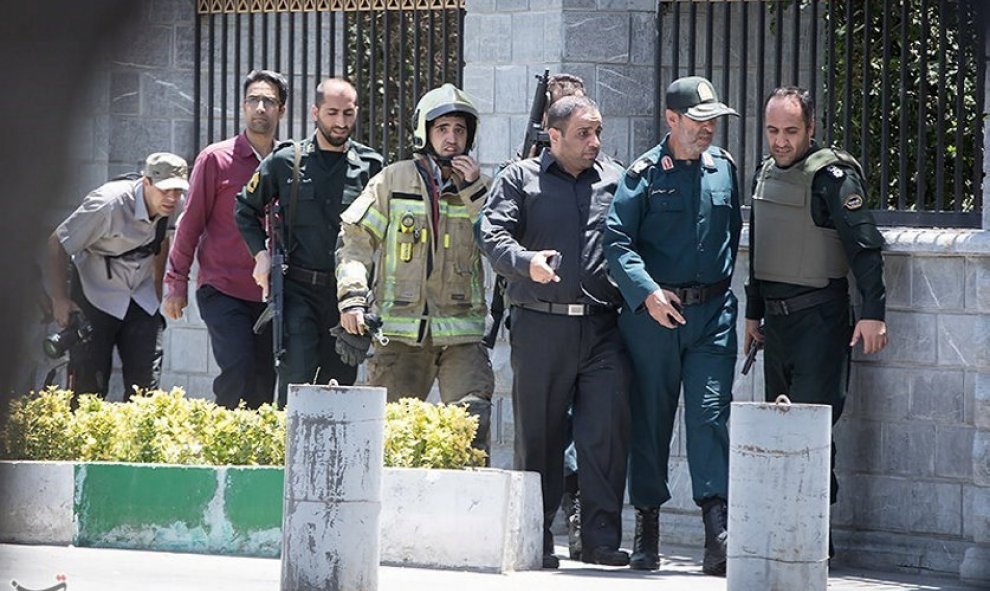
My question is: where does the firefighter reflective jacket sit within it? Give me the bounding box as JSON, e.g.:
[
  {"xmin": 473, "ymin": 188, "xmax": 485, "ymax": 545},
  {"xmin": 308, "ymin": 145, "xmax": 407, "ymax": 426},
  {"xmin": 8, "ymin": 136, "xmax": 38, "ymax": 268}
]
[{"xmin": 336, "ymin": 155, "xmax": 490, "ymax": 346}]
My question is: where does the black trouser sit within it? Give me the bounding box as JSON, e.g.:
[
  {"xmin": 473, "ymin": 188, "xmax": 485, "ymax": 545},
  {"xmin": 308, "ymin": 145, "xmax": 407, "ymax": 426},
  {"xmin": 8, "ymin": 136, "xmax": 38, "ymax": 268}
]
[
  {"xmin": 68, "ymin": 295, "xmax": 164, "ymax": 400},
  {"xmin": 508, "ymin": 307, "xmax": 631, "ymax": 554},
  {"xmin": 763, "ymin": 295, "xmax": 851, "ymax": 503},
  {"xmin": 196, "ymin": 284, "xmax": 276, "ymax": 409},
  {"xmin": 278, "ymin": 277, "xmax": 356, "ymax": 407}
]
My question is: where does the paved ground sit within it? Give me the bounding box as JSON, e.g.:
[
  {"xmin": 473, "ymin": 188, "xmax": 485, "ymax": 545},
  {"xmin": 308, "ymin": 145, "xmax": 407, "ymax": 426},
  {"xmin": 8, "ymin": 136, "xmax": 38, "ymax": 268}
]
[{"xmin": 0, "ymin": 541, "xmax": 980, "ymax": 591}]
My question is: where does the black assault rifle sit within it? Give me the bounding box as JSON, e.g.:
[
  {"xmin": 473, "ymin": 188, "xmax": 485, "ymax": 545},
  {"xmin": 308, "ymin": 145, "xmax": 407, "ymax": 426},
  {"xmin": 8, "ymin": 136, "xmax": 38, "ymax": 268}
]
[
  {"xmin": 520, "ymin": 69, "xmax": 551, "ymax": 159},
  {"xmin": 483, "ymin": 70, "xmax": 551, "ymax": 349},
  {"xmin": 252, "ymin": 200, "xmax": 287, "ymax": 369}
]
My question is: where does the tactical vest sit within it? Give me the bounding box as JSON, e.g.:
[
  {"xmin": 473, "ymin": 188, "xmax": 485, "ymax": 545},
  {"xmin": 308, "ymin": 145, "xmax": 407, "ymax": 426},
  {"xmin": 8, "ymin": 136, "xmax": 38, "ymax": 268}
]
[{"xmin": 752, "ymin": 148, "xmax": 860, "ymax": 288}]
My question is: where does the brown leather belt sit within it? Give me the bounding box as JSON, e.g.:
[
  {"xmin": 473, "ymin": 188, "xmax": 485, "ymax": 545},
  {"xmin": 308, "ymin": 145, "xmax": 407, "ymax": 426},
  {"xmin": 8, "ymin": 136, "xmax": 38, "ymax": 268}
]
[
  {"xmin": 660, "ymin": 276, "xmax": 731, "ymax": 307},
  {"xmin": 286, "ymin": 265, "xmax": 332, "ymax": 287}
]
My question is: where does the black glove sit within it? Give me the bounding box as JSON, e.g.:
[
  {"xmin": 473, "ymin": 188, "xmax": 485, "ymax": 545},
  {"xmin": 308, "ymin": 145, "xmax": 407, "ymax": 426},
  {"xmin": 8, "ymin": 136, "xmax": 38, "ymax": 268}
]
[{"xmin": 330, "ymin": 313, "xmax": 383, "ymax": 367}]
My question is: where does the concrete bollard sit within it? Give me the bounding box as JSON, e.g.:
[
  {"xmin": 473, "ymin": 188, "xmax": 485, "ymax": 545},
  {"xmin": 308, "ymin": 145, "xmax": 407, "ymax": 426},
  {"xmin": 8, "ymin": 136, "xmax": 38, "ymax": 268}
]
[
  {"xmin": 727, "ymin": 397, "xmax": 832, "ymax": 591},
  {"xmin": 281, "ymin": 383, "xmax": 386, "ymax": 591}
]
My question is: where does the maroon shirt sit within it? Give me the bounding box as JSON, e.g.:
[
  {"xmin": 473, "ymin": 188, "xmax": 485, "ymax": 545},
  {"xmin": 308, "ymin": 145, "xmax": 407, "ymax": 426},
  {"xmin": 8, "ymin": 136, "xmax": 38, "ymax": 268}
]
[{"xmin": 165, "ymin": 132, "xmax": 265, "ymax": 302}]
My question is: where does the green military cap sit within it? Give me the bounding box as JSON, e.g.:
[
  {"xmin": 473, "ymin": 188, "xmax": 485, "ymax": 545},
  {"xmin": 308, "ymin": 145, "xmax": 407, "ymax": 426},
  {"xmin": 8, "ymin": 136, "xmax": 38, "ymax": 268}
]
[{"xmin": 665, "ymin": 76, "xmax": 738, "ymax": 121}]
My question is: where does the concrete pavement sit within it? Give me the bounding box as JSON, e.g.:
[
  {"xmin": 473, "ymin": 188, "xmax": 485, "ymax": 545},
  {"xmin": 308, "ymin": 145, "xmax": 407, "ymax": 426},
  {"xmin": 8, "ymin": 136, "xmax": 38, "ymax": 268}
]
[{"xmin": 0, "ymin": 541, "xmax": 980, "ymax": 591}]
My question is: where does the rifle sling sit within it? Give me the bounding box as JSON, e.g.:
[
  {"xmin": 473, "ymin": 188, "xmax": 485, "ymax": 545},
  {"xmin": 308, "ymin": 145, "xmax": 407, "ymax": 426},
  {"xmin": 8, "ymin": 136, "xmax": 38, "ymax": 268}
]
[{"xmin": 285, "ymin": 140, "xmax": 302, "ymax": 258}]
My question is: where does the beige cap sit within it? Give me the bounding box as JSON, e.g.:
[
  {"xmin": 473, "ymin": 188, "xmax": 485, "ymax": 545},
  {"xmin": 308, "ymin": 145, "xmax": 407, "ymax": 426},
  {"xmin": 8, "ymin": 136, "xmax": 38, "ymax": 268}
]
[{"xmin": 143, "ymin": 152, "xmax": 189, "ymax": 191}]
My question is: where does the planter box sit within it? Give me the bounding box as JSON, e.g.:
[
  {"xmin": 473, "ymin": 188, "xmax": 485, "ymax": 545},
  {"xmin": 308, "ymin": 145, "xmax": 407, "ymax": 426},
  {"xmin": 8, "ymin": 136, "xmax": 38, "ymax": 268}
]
[{"xmin": 0, "ymin": 461, "xmax": 542, "ymax": 573}]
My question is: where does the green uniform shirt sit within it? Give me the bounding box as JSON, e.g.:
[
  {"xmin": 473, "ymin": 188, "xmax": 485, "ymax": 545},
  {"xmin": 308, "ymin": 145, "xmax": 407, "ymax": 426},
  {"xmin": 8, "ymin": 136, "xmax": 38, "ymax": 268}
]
[
  {"xmin": 235, "ymin": 134, "xmax": 384, "ymax": 272},
  {"xmin": 745, "ymin": 143, "xmax": 886, "ymax": 321}
]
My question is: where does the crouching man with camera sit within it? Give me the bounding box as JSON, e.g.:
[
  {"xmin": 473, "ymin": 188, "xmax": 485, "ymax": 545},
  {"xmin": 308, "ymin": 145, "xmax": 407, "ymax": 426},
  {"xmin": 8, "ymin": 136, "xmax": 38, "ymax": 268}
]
[{"xmin": 46, "ymin": 153, "xmax": 188, "ymax": 399}]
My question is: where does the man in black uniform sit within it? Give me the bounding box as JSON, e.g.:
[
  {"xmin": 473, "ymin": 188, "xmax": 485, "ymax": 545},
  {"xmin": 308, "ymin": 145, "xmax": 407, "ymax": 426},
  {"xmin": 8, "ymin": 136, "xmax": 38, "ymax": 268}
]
[
  {"xmin": 744, "ymin": 87, "xmax": 888, "ymax": 555},
  {"xmin": 480, "ymin": 95, "xmax": 630, "ymax": 569},
  {"xmin": 235, "ymin": 78, "xmax": 384, "ymax": 406}
]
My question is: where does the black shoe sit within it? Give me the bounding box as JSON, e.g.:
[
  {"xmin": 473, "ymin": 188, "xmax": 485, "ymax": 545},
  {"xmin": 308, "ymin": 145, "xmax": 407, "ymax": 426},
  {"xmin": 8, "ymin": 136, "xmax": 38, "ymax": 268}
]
[
  {"xmin": 543, "ymin": 553, "xmax": 560, "ymax": 569},
  {"xmin": 562, "ymin": 490, "xmax": 582, "ymax": 560},
  {"xmin": 701, "ymin": 497, "xmax": 728, "ymax": 577},
  {"xmin": 582, "ymin": 546, "xmax": 630, "ymax": 567},
  {"xmin": 629, "ymin": 506, "xmax": 660, "ymax": 570}
]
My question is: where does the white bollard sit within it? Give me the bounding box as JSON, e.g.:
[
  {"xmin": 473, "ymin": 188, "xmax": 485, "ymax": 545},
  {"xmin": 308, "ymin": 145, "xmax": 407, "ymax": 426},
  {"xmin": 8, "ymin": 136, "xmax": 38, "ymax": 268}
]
[
  {"xmin": 727, "ymin": 396, "xmax": 832, "ymax": 591},
  {"xmin": 281, "ymin": 383, "xmax": 386, "ymax": 591}
]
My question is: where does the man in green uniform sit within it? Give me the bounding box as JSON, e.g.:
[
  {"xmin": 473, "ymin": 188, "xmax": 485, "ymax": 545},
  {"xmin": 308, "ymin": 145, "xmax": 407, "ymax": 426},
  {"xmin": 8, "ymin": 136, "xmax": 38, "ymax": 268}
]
[
  {"xmin": 604, "ymin": 76, "xmax": 742, "ymax": 576},
  {"xmin": 744, "ymin": 86, "xmax": 888, "ymax": 556},
  {"xmin": 335, "ymin": 84, "xmax": 493, "ymax": 455},
  {"xmin": 235, "ymin": 78, "xmax": 384, "ymax": 407}
]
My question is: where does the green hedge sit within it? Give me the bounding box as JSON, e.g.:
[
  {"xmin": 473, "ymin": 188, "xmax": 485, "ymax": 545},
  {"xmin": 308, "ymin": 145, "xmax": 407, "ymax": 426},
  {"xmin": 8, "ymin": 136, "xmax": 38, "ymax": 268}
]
[{"xmin": 1, "ymin": 388, "xmax": 485, "ymax": 469}]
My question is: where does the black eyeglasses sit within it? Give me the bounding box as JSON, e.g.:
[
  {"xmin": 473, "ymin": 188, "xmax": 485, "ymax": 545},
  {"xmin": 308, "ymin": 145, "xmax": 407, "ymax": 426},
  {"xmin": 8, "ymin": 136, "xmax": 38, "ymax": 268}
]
[{"xmin": 244, "ymin": 95, "xmax": 281, "ymax": 108}]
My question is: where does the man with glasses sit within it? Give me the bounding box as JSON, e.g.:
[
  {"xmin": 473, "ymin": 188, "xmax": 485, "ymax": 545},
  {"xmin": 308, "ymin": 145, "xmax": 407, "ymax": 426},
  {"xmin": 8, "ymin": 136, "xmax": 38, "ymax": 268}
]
[
  {"xmin": 164, "ymin": 69, "xmax": 288, "ymax": 409},
  {"xmin": 236, "ymin": 78, "xmax": 384, "ymax": 407}
]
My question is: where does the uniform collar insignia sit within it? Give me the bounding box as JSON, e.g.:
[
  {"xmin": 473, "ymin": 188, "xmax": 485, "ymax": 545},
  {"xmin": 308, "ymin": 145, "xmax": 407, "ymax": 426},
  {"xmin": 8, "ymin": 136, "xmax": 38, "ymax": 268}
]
[
  {"xmin": 827, "ymin": 165, "xmax": 844, "ymax": 178},
  {"xmin": 701, "ymin": 151, "xmax": 715, "ymax": 169},
  {"xmin": 660, "ymin": 155, "xmax": 674, "ymax": 171}
]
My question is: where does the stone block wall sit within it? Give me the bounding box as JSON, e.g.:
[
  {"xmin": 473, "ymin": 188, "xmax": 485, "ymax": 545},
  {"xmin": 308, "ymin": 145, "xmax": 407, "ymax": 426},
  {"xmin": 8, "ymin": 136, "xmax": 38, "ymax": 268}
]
[{"xmin": 463, "ymin": 0, "xmax": 657, "ymax": 172}]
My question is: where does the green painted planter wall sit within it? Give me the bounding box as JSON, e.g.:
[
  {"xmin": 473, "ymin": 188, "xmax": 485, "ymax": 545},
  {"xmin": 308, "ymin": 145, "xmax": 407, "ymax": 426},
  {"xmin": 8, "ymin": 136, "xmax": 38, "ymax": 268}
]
[{"xmin": 74, "ymin": 463, "xmax": 284, "ymax": 557}]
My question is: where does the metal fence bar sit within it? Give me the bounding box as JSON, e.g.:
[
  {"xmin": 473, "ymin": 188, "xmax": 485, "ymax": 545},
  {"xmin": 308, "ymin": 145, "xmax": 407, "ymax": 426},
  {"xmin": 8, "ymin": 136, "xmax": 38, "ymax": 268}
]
[
  {"xmin": 655, "ymin": 0, "xmax": 982, "ymax": 227},
  {"xmin": 221, "ymin": 13, "xmax": 228, "ymax": 141},
  {"xmin": 704, "ymin": 3, "xmax": 713, "ymax": 82},
  {"xmin": 774, "ymin": 0, "xmax": 783, "ymax": 86},
  {"xmin": 861, "ymin": 0, "xmax": 871, "ymax": 181},
  {"xmin": 897, "ymin": 0, "xmax": 908, "ymax": 210},
  {"xmin": 936, "ymin": 0, "xmax": 948, "ymax": 212},
  {"xmin": 791, "ymin": 0, "xmax": 800, "ymax": 85},
  {"xmin": 738, "ymin": 0, "xmax": 748, "ymax": 196},
  {"xmin": 915, "ymin": 0, "xmax": 929, "ymax": 208},
  {"xmin": 825, "ymin": 0, "xmax": 835, "ymax": 146},
  {"xmin": 234, "ymin": 15, "xmax": 242, "ymax": 135},
  {"xmin": 972, "ymin": 5, "xmax": 985, "ymax": 211},
  {"xmin": 880, "ymin": 0, "xmax": 891, "ymax": 208},
  {"xmin": 719, "ymin": 1, "xmax": 729, "ymax": 150}
]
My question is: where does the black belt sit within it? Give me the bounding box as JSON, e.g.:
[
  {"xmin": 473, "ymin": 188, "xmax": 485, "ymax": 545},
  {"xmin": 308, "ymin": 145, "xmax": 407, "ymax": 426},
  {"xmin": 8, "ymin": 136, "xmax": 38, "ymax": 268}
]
[
  {"xmin": 286, "ymin": 265, "xmax": 332, "ymax": 287},
  {"xmin": 515, "ymin": 302, "xmax": 614, "ymax": 317},
  {"xmin": 660, "ymin": 277, "xmax": 731, "ymax": 307},
  {"xmin": 764, "ymin": 284, "xmax": 847, "ymax": 316}
]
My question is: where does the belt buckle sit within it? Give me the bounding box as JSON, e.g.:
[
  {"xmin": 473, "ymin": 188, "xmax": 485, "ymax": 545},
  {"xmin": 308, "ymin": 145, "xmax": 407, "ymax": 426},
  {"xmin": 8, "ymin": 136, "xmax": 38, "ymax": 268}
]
[{"xmin": 566, "ymin": 304, "xmax": 584, "ymax": 316}]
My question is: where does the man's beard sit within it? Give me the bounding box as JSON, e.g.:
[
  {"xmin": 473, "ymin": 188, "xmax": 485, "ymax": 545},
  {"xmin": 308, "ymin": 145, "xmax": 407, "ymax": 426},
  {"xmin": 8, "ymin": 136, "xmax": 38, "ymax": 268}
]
[{"xmin": 318, "ymin": 123, "xmax": 349, "ymax": 147}]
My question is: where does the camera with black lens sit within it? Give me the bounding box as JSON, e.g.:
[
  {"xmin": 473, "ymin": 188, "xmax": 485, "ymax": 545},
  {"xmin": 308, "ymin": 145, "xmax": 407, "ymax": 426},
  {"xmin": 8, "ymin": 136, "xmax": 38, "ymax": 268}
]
[{"xmin": 43, "ymin": 312, "xmax": 93, "ymax": 359}]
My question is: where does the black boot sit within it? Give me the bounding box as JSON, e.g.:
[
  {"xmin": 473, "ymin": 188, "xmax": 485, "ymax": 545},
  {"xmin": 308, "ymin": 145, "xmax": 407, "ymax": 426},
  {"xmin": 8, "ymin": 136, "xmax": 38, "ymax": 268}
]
[
  {"xmin": 701, "ymin": 497, "xmax": 728, "ymax": 577},
  {"xmin": 562, "ymin": 489, "xmax": 582, "ymax": 560},
  {"xmin": 629, "ymin": 506, "xmax": 660, "ymax": 570}
]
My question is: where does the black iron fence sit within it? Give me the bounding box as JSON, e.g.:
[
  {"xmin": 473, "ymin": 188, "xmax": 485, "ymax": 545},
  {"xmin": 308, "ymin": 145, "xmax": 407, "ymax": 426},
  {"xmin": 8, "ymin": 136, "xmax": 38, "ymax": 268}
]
[
  {"xmin": 194, "ymin": 0, "xmax": 464, "ymax": 163},
  {"xmin": 656, "ymin": 0, "xmax": 986, "ymax": 227}
]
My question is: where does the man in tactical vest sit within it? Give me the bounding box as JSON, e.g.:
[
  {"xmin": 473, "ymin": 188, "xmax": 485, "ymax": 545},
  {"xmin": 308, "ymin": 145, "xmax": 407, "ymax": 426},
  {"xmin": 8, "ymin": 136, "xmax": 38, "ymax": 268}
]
[
  {"xmin": 47, "ymin": 152, "xmax": 187, "ymax": 399},
  {"xmin": 604, "ymin": 76, "xmax": 742, "ymax": 576},
  {"xmin": 335, "ymin": 83, "xmax": 494, "ymax": 455},
  {"xmin": 744, "ymin": 86, "xmax": 888, "ymax": 556},
  {"xmin": 235, "ymin": 78, "xmax": 384, "ymax": 407}
]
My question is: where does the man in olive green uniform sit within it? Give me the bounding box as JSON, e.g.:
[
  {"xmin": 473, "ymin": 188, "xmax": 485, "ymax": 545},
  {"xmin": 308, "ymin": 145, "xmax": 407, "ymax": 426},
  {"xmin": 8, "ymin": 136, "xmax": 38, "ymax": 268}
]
[
  {"xmin": 235, "ymin": 78, "xmax": 384, "ymax": 406},
  {"xmin": 604, "ymin": 77, "xmax": 742, "ymax": 576},
  {"xmin": 336, "ymin": 84, "xmax": 493, "ymax": 454},
  {"xmin": 744, "ymin": 86, "xmax": 888, "ymax": 556}
]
